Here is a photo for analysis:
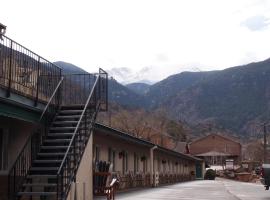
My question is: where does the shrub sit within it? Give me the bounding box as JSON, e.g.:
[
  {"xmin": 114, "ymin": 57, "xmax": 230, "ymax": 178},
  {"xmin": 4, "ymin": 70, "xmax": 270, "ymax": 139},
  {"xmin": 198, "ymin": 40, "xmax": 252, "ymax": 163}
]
[{"xmin": 204, "ymin": 169, "xmax": 216, "ymax": 180}]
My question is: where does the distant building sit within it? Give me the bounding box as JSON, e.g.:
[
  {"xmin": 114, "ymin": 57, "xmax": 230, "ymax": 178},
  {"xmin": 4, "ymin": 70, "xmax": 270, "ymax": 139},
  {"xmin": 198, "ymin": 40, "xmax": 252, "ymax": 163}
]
[{"xmin": 189, "ymin": 133, "xmax": 242, "ymax": 166}]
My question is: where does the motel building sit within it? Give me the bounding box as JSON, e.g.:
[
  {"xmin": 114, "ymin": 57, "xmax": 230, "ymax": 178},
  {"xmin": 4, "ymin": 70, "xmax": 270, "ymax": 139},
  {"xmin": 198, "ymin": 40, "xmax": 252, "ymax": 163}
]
[
  {"xmin": 93, "ymin": 123, "xmax": 203, "ymax": 193},
  {"xmin": 0, "ymin": 26, "xmax": 204, "ymax": 200}
]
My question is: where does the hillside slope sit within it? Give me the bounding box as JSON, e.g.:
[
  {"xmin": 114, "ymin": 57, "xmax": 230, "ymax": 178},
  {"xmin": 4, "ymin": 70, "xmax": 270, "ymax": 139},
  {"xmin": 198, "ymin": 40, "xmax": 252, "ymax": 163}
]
[{"xmin": 145, "ymin": 58, "xmax": 270, "ymax": 136}]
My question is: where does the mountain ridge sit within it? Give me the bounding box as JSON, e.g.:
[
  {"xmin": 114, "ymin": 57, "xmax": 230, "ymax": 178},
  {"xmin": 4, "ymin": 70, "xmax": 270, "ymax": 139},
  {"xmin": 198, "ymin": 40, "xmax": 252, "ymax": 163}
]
[{"xmin": 54, "ymin": 58, "xmax": 270, "ymax": 137}]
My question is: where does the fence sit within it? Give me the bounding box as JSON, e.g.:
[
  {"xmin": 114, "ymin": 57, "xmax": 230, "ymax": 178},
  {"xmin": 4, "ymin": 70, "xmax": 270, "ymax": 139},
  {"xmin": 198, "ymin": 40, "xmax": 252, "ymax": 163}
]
[{"xmin": 0, "ymin": 35, "xmax": 61, "ymax": 104}]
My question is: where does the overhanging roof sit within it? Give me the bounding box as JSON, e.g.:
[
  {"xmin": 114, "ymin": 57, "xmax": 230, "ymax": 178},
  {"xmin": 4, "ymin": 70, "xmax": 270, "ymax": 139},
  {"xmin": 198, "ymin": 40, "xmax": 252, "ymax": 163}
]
[
  {"xmin": 94, "ymin": 123, "xmax": 202, "ymax": 162},
  {"xmin": 196, "ymin": 151, "xmax": 234, "ymax": 157}
]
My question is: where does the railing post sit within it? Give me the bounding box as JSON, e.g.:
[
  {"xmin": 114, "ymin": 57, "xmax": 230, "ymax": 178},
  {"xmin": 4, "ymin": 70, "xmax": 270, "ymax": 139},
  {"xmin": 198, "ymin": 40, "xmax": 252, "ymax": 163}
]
[
  {"xmin": 34, "ymin": 57, "xmax": 40, "ymax": 106},
  {"xmin": 6, "ymin": 40, "xmax": 13, "ymax": 97},
  {"xmin": 74, "ymin": 138, "xmax": 76, "ymax": 167},
  {"xmin": 13, "ymin": 165, "xmax": 16, "ymax": 200},
  {"xmin": 58, "ymin": 69, "xmax": 62, "ymax": 108},
  {"xmin": 57, "ymin": 174, "xmax": 59, "ymax": 200}
]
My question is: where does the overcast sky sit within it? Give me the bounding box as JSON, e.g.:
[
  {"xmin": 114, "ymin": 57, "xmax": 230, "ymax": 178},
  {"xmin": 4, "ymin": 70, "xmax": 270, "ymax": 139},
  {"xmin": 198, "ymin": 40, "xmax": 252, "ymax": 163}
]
[{"xmin": 1, "ymin": 0, "xmax": 270, "ymax": 81}]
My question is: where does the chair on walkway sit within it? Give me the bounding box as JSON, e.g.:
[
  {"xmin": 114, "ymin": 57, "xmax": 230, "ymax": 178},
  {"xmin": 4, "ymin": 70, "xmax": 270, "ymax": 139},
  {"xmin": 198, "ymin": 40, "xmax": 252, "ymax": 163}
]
[{"xmin": 93, "ymin": 161, "xmax": 118, "ymax": 200}]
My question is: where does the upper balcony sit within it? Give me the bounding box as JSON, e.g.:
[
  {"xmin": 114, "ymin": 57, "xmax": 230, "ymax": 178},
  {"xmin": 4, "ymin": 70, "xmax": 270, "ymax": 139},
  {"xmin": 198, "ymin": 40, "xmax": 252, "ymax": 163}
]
[{"xmin": 0, "ymin": 32, "xmax": 108, "ymax": 123}]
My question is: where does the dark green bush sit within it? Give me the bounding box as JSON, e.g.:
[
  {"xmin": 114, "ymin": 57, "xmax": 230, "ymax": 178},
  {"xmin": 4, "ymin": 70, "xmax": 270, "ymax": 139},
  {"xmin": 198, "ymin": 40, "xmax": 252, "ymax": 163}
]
[{"xmin": 204, "ymin": 169, "xmax": 216, "ymax": 180}]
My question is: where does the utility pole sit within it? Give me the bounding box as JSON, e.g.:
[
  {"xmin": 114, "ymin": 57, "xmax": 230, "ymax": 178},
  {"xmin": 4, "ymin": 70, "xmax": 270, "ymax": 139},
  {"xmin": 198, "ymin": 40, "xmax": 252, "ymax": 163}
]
[{"xmin": 264, "ymin": 123, "xmax": 267, "ymax": 163}]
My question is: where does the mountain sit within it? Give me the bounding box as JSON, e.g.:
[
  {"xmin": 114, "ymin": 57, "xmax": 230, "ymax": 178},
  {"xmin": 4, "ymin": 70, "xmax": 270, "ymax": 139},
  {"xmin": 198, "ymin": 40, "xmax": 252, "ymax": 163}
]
[
  {"xmin": 54, "ymin": 61, "xmax": 86, "ymax": 74},
  {"xmin": 125, "ymin": 82, "xmax": 150, "ymax": 95},
  {"xmin": 54, "ymin": 58, "xmax": 270, "ymax": 137},
  {"xmin": 107, "ymin": 78, "xmax": 144, "ymax": 107},
  {"xmin": 143, "ymin": 58, "xmax": 270, "ymax": 137},
  {"xmin": 54, "ymin": 61, "xmax": 144, "ymax": 107},
  {"xmin": 144, "ymin": 71, "xmax": 217, "ymax": 108},
  {"xmin": 106, "ymin": 67, "xmax": 154, "ymax": 85}
]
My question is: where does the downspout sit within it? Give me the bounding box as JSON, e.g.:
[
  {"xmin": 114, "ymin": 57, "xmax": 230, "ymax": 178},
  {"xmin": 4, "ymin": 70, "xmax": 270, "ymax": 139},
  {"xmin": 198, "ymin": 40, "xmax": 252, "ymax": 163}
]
[{"xmin": 150, "ymin": 145, "xmax": 158, "ymax": 187}]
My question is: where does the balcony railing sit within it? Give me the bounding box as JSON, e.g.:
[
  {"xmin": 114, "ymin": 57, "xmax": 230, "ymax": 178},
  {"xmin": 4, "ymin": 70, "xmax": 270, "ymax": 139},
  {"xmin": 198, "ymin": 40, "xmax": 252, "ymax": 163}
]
[
  {"xmin": 101, "ymin": 171, "xmax": 194, "ymax": 192},
  {"xmin": 0, "ymin": 35, "xmax": 61, "ymax": 105}
]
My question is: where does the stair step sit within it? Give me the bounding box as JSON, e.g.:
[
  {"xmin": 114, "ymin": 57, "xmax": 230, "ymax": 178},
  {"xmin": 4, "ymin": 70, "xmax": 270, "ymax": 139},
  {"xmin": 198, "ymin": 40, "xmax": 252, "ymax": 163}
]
[
  {"xmin": 44, "ymin": 139, "xmax": 72, "ymax": 143},
  {"xmin": 27, "ymin": 175, "xmax": 57, "ymax": 179},
  {"xmin": 50, "ymin": 127, "xmax": 76, "ymax": 130},
  {"xmin": 23, "ymin": 183, "xmax": 57, "ymax": 187},
  {"xmin": 53, "ymin": 121, "xmax": 78, "ymax": 125},
  {"xmin": 47, "ymin": 133, "xmax": 74, "ymax": 137},
  {"xmin": 34, "ymin": 160, "xmax": 62, "ymax": 164},
  {"xmin": 59, "ymin": 110, "xmax": 83, "ymax": 114},
  {"xmin": 37, "ymin": 152, "xmax": 66, "ymax": 157},
  {"xmin": 61, "ymin": 104, "xmax": 84, "ymax": 110},
  {"xmin": 17, "ymin": 192, "xmax": 57, "ymax": 196},
  {"xmin": 31, "ymin": 167, "xmax": 58, "ymax": 171},
  {"xmin": 41, "ymin": 146, "xmax": 68, "ymax": 150},
  {"xmin": 56, "ymin": 115, "xmax": 81, "ymax": 119}
]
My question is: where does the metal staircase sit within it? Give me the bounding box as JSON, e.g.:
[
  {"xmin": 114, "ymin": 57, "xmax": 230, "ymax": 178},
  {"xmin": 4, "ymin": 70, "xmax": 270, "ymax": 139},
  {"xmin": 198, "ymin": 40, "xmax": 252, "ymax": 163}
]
[{"xmin": 8, "ymin": 71, "xmax": 108, "ymax": 200}]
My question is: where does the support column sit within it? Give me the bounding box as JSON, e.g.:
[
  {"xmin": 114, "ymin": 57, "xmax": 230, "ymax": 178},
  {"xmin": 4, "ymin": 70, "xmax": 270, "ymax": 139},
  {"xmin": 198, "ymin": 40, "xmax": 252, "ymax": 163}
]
[{"xmin": 150, "ymin": 146, "xmax": 157, "ymax": 187}]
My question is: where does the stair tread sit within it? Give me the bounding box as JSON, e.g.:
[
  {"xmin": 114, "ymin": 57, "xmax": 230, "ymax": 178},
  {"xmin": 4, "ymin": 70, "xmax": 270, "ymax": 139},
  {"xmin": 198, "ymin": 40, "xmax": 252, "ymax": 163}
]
[
  {"xmin": 27, "ymin": 175, "xmax": 57, "ymax": 178},
  {"xmin": 37, "ymin": 153, "xmax": 72, "ymax": 158},
  {"xmin": 59, "ymin": 110, "xmax": 83, "ymax": 113},
  {"xmin": 31, "ymin": 167, "xmax": 58, "ymax": 170},
  {"xmin": 23, "ymin": 183, "xmax": 57, "ymax": 186},
  {"xmin": 53, "ymin": 121, "xmax": 78, "ymax": 124},
  {"xmin": 61, "ymin": 105, "xmax": 84, "ymax": 109},
  {"xmin": 50, "ymin": 127, "xmax": 76, "ymax": 129},
  {"xmin": 17, "ymin": 192, "xmax": 57, "ymax": 196},
  {"xmin": 41, "ymin": 146, "xmax": 68, "ymax": 149},
  {"xmin": 38, "ymin": 152, "xmax": 66, "ymax": 155},
  {"xmin": 34, "ymin": 160, "xmax": 62, "ymax": 163},
  {"xmin": 48, "ymin": 133, "xmax": 74, "ymax": 137},
  {"xmin": 56, "ymin": 115, "xmax": 81, "ymax": 118},
  {"xmin": 44, "ymin": 139, "xmax": 72, "ymax": 142}
]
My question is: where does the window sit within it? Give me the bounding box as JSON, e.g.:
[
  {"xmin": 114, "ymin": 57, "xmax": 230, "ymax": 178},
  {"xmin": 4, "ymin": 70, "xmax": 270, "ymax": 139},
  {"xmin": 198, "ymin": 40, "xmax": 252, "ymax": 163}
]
[{"xmin": 0, "ymin": 129, "xmax": 8, "ymax": 171}]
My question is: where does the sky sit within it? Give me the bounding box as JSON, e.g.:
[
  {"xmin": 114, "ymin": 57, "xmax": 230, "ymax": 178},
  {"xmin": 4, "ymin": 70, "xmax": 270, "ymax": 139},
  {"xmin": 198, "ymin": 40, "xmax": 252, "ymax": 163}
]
[{"xmin": 1, "ymin": 0, "xmax": 270, "ymax": 82}]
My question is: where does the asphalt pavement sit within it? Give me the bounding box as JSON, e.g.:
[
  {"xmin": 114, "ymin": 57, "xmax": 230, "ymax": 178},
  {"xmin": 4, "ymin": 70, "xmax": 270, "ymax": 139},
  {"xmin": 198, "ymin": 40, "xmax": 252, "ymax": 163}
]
[{"xmin": 95, "ymin": 178, "xmax": 270, "ymax": 200}]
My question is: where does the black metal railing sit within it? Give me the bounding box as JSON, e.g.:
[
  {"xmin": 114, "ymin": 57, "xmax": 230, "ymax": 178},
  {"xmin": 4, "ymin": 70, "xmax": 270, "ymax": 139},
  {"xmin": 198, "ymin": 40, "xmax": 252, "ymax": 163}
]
[
  {"xmin": 7, "ymin": 67, "xmax": 108, "ymax": 200},
  {"xmin": 61, "ymin": 69, "xmax": 107, "ymax": 108},
  {"xmin": 0, "ymin": 35, "xmax": 61, "ymax": 104},
  {"xmin": 57, "ymin": 69, "xmax": 107, "ymax": 199},
  {"xmin": 62, "ymin": 74, "xmax": 97, "ymax": 106},
  {"xmin": 98, "ymin": 68, "xmax": 108, "ymax": 111},
  {"xmin": 8, "ymin": 77, "xmax": 64, "ymax": 200}
]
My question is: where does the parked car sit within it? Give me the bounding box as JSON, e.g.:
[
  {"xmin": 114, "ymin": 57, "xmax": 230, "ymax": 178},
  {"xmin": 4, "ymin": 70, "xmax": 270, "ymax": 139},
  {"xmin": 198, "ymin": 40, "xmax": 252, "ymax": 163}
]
[{"xmin": 260, "ymin": 164, "xmax": 270, "ymax": 190}]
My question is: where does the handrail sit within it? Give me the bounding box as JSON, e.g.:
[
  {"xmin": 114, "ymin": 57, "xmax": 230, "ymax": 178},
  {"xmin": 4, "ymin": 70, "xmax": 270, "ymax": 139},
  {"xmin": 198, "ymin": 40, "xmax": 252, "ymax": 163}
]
[
  {"xmin": 8, "ymin": 130, "xmax": 34, "ymax": 175},
  {"xmin": 57, "ymin": 74, "xmax": 100, "ymax": 174},
  {"xmin": 8, "ymin": 75, "xmax": 64, "ymax": 200},
  {"xmin": 39, "ymin": 76, "xmax": 64, "ymax": 121},
  {"xmin": 9, "ymin": 76, "xmax": 64, "ymax": 174},
  {"xmin": 3, "ymin": 35, "xmax": 62, "ymax": 71}
]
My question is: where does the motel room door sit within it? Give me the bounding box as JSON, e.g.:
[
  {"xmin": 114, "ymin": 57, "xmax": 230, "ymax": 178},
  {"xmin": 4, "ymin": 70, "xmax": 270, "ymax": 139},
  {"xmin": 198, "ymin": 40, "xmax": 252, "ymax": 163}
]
[{"xmin": 196, "ymin": 163, "xmax": 202, "ymax": 179}]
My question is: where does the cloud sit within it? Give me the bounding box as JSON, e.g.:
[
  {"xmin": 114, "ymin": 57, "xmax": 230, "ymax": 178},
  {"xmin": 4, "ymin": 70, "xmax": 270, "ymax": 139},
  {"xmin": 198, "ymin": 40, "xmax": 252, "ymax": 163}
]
[
  {"xmin": 241, "ymin": 15, "xmax": 270, "ymax": 31},
  {"xmin": 155, "ymin": 53, "xmax": 169, "ymax": 63}
]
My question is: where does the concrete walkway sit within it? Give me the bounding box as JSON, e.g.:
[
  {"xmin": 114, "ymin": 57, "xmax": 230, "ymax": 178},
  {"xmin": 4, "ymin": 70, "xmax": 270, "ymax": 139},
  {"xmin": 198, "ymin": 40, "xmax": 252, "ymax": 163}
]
[{"xmin": 94, "ymin": 178, "xmax": 270, "ymax": 200}]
